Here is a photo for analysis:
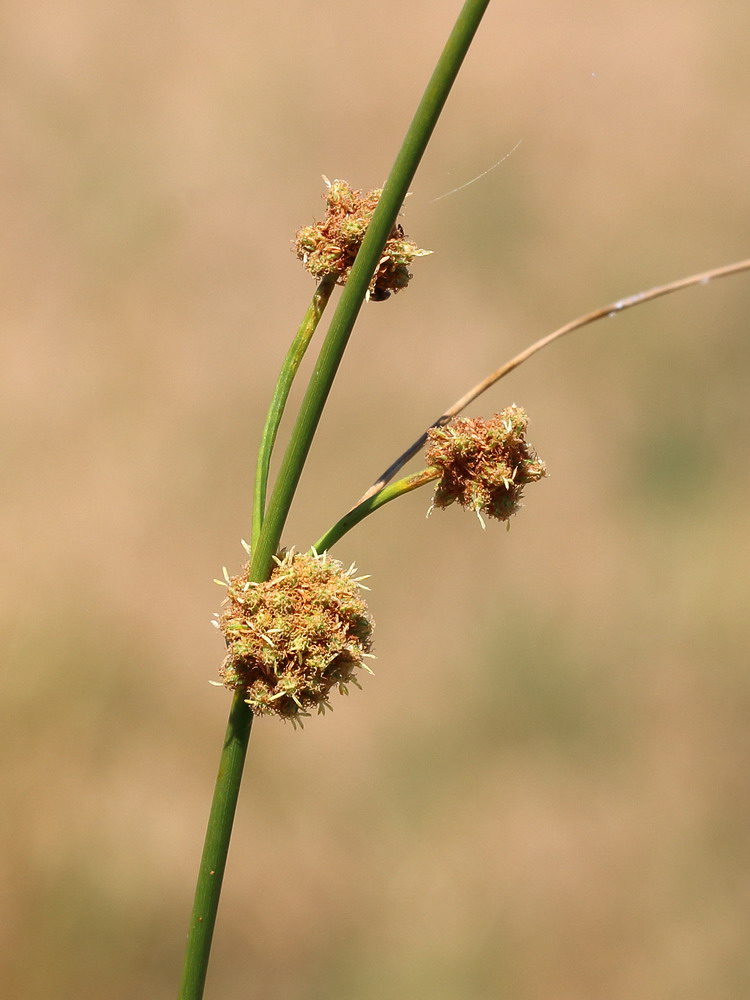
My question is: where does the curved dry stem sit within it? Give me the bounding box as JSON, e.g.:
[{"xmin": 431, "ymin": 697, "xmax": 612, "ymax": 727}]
[{"xmin": 356, "ymin": 257, "xmax": 750, "ymax": 506}]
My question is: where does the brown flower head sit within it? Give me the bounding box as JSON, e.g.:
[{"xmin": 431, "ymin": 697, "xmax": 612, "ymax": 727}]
[
  {"xmin": 216, "ymin": 549, "xmax": 374, "ymax": 723},
  {"xmin": 294, "ymin": 178, "xmax": 431, "ymax": 299},
  {"xmin": 425, "ymin": 406, "xmax": 547, "ymax": 524}
]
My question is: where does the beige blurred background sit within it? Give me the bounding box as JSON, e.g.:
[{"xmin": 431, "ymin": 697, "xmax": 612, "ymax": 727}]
[{"xmin": 3, "ymin": 1, "xmax": 750, "ymax": 997}]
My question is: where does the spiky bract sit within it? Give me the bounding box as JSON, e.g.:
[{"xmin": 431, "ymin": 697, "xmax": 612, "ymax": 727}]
[
  {"xmin": 425, "ymin": 406, "xmax": 547, "ymax": 523},
  {"xmin": 294, "ymin": 178, "xmax": 430, "ymax": 299},
  {"xmin": 218, "ymin": 550, "xmax": 373, "ymax": 722}
]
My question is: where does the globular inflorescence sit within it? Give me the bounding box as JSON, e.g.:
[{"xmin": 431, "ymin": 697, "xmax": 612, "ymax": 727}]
[
  {"xmin": 294, "ymin": 178, "xmax": 431, "ymax": 300},
  {"xmin": 216, "ymin": 549, "xmax": 374, "ymax": 723},
  {"xmin": 425, "ymin": 406, "xmax": 547, "ymax": 524}
]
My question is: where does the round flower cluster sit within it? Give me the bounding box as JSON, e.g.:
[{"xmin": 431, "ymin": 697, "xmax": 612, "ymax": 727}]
[
  {"xmin": 217, "ymin": 549, "xmax": 374, "ymax": 722},
  {"xmin": 294, "ymin": 178, "xmax": 430, "ymax": 300},
  {"xmin": 425, "ymin": 406, "xmax": 547, "ymax": 524}
]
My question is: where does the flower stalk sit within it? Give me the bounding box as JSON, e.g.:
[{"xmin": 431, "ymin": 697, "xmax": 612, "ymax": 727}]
[{"xmin": 313, "ymin": 468, "xmax": 440, "ymax": 553}]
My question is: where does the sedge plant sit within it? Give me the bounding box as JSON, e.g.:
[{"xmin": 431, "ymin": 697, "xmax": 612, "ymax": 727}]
[
  {"xmin": 177, "ymin": 1, "xmax": 750, "ymax": 995},
  {"xmin": 178, "ymin": 3, "xmax": 493, "ymax": 996}
]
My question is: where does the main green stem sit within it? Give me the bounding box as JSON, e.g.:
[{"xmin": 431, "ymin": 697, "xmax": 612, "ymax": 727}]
[
  {"xmin": 179, "ymin": 3, "xmax": 492, "ymax": 996},
  {"xmin": 178, "ymin": 691, "xmax": 253, "ymax": 1000}
]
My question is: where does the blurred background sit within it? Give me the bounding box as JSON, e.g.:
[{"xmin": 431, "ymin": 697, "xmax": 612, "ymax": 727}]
[{"xmin": 2, "ymin": 1, "xmax": 750, "ymax": 997}]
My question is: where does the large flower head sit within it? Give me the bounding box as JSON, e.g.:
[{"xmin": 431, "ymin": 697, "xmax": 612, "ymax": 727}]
[
  {"xmin": 217, "ymin": 549, "xmax": 374, "ymax": 722},
  {"xmin": 425, "ymin": 406, "xmax": 547, "ymax": 524},
  {"xmin": 294, "ymin": 178, "xmax": 430, "ymax": 300}
]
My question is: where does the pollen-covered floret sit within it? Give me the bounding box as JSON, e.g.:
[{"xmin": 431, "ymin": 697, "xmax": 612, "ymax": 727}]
[
  {"xmin": 425, "ymin": 406, "xmax": 547, "ymax": 523},
  {"xmin": 294, "ymin": 178, "xmax": 431, "ymax": 299},
  {"xmin": 217, "ymin": 549, "xmax": 374, "ymax": 722}
]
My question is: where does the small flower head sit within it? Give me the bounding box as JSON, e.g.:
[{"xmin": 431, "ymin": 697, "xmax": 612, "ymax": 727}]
[
  {"xmin": 217, "ymin": 549, "xmax": 374, "ymax": 722},
  {"xmin": 294, "ymin": 178, "xmax": 431, "ymax": 299},
  {"xmin": 425, "ymin": 406, "xmax": 547, "ymax": 523}
]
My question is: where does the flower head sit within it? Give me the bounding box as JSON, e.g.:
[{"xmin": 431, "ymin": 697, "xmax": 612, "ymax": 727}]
[
  {"xmin": 217, "ymin": 549, "xmax": 374, "ymax": 722},
  {"xmin": 425, "ymin": 406, "xmax": 547, "ymax": 523},
  {"xmin": 294, "ymin": 178, "xmax": 431, "ymax": 299}
]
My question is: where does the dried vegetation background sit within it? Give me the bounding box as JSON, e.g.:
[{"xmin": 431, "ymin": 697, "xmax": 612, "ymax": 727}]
[{"xmin": 2, "ymin": 2, "xmax": 750, "ymax": 997}]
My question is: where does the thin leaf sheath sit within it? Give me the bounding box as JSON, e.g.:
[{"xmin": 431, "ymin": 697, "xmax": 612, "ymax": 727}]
[{"xmin": 252, "ymin": 275, "xmax": 336, "ymax": 550}]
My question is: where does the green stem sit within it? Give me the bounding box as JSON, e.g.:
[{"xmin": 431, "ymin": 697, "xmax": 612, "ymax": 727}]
[
  {"xmin": 313, "ymin": 468, "xmax": 438, "ymax": 553},
  {"xmin": 249, "ymin": 0, "xmax": 493, "ymax": 584},
  {"xmin": 251, "ymin": 275, "xmax": 337, "ymax": 551},
  {"xmin": 178, "ymin": 691, "xmax": 253, "ymax": 1000},
  {"xmin": 179, "ymin": 4, "xmax": 491, "ymax": 996}
]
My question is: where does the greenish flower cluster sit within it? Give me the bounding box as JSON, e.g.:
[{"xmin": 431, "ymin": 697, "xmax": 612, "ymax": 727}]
[
  {"xmin": 294, "ymin": 178, "xmax": 431, "ymax": 300},
  {"xmin": 425, "ymin": 406, "xmax": 547, "ymax": 524},
  {"xmin": 217, "ymin": 549, "xmax": 374, "ymax": 722}
]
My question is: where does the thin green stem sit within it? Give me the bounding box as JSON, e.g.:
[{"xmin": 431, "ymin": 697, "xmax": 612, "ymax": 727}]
[
  {"xmin": 313, "ymin": 468, "xmax": 438, "ymax": 553},
  {"xmin": 252, "ymin": 275, "xmax": 336, "ymax": 551},
  {"xmin": 249, "ymin": 0, "xmax": 492, "ymax": 584},
  {"xmin": 178, "ymin": 691, "xmax": 253, "ymax": 1000}
]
